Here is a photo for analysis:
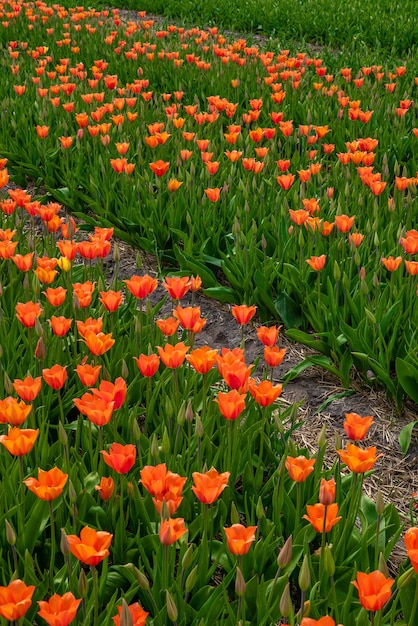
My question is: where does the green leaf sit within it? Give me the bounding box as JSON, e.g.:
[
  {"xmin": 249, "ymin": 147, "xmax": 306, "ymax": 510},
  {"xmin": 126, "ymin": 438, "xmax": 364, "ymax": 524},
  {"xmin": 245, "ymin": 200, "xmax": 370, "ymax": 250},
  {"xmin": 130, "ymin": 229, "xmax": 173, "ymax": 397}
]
[
  {"xmin": 275, "ymin": 292, "xmax": 302, "ymax": 328},
  {"xmin": 396, "ymin": 357, "xmax": 418, "ymax": 403},
  {"xmin": 399, "ymin": 421, "xmax": 417, "ymax": 455}
]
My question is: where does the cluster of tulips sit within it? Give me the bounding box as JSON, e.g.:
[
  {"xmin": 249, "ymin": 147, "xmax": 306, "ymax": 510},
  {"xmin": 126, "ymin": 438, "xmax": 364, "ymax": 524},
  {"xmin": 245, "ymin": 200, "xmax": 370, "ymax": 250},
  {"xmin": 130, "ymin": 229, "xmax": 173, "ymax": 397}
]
[{"xmin": 0, "ymin": 179, "xmax": 415, "ymax": 625}]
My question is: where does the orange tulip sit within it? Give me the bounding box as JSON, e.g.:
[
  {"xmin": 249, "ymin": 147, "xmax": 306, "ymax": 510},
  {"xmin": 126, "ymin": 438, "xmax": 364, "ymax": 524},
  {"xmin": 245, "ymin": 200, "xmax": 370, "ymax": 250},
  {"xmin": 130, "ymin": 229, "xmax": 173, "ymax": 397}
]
[
  {"xmin": 319, "ymin": 478, "xmax": 336, "ymax": 505},
  {"xmin": 348, "ymin": 233, "xmax": 364, "ymax": 248},
  {"xmin": 256, "ymin": 325, "xmax": 282, "ymax": 347},
  {"xmin": 13, "ymin": 376, "xmax": 42, "ymax": 401},
  {"xmin": 92, "ymin": 377, "xmax": 127, "ymax": 410},
  {"xmin": 38, "ymin": 592, "xmax": 82, "ymax": 626},
  {"xmin": 156, "ymin": 317, "xmax": 180, "ymax": 336},
  {"xmin": 381, "ymin": 256, "xmax": 402, "ymax": 272},
  {"xmin": 162, "ymin": 276, "xmax": 191, "ymax": 300},
  {"xmin": 49, "ymin": 316, "xmax": 72, "ymax": 337},
  {"xmin": 157, "ymin": 342, "xmax": 189, "ymax": 368},
  {"xmin": 24, "ymin": 467, "xmax": 68, "ymax": 501},
  {"xmin": 67, "ymin": 526, "xmax": 112, "ymax": 566},
  {"xmin": 343, "ymin": 413, "xmax": 374, "ymax": 440},
  {"xmin": 303, "ymin": 502, "xmax": 341, "ymax": 532},
  {"xmin": 186, "ymin": 346, "xmax": 218, "ymax": 374},
  {"xmin": 306, "ymin": 255, "xmax": 326, "ymax": 271},
  {"xmin": 36, "ymin": 125, "xmax": 49, "ymax": 138},
  {"xmin": 42, "ymin": 364, "xmax": 67, "ymax": 390},
  {"xmin": 134, "ymin": 353, "xmax": 160, "ymax": 377},
  {"xmin": 337, "ymin": 443, "xmax": 382, "ymax": 473},
  {"xmin": 74, "ymin": 393, "xmax": 114, "ymax": 427},
  {"xmin": 149, "ymin": 159, "xmax": 170, "ymax": 176},
  {"xmin": 224, "ymin": 524, "xmax": 257, "ymax": 555},
  {"xmin": 112, "ymin": 602, "xmax": 149, "ymax": 626},
  {"xmin": 405, "ymin": 261, "xmax": 418, "ymax": 275},
  {"xmin": 192, "ymin": 467, "xmax": 230, "ymax": 504},
  {"xmin": 0, "ymin": 397, "xmax": 32, "ymax": 426},
  {"xmin": 264, "ymin": 346, "xmax": 286, "ymax": 368},
  {"xmin": 72, "ymin": 281, "xmax": 95, "ymax": 308},
  {"xmin": 44, "ymin": 286, "xmax": 67, "ymax": 307},
  {"xmin": 173, "ymin": 305, "xmax": 206, "ymax": 333},
  {"xmin": 101, "ymin": 443, "xmax": 136, "ymax": 474},
  {"xmin": 404, "ymin": 527, "xmax": 418, "ymax": 573},
  {"xmin": 95, "ymin": 476, "xmax": 115, "ymax": 501},
  {"xmin": 300, "ymin": 618, "xmax": 337, "ymax": 626},
  {"xmin": 75, "ymin": 359, "xmax": 101, "ymax": 387},
  {"xmin": 231, "ymin": 304, "xmax": 257, "ymax": 325},
  {"xmin": 248, "ymin": 379, "xmax": 282, "ymax": 406},
  {"xmin": 76, "ymin": 317, "xmax": 103, "ymax": 338},
  {"xmin": 204, "ymin": 187, "xmax": 221, "ymax": 202},
  {"xmin": 214, "ymin": 389, "xmax": 246, "ymax": 420},
  {"xmin": 335, "ymin": 214, "xmax": 355, "ymax": 233},
  {"xmin": 277, "ymin": 173, "xmax": 295, "ymax": 190},
  {"xmin": 0, "ymin": 579, "xmax": 35, "ymax": 621},
  {"xmin": 0, "ymin": 427, "xmax": 39, "ymax": 456},
  {"xmin": 159, "ymin": 518, "xmax": 187, "ymax": 545},
  {"xmin": 83, "ymin": 331, "xmax": 115, "ymax": 356},
  {"xmin": 15, "ymin": 301, "xmax": 43, "ymax": 327},
  {"xmin": 285, "ymin": 455, "xmax": 315, "ymax": 482},
  {"xmin": 352, "ymin": 570, "xmax": 394, "ymax": 611},
  {"xmin": 12, "ymin": 252, "xmax": 34, "ymax": 271},
  {"xmin": 99, "ymin": 289, "xmax": 123, "ymax": 312}
]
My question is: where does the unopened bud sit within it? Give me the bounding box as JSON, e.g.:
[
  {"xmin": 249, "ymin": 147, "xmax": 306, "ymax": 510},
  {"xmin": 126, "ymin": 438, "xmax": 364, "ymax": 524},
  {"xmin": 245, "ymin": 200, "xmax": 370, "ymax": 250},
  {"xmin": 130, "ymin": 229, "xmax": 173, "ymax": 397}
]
[
  {"xmin": 182, "ymin": 545, "xmax": 194, "ymax": 570},
  {"xmin": 60, "ymin": 528, "xmax": 70, "ymax": 556},
  {"xmin": 5, "ymin": 520, "xmax": 16, "ymax": 546},
  {"xmin": 78, "ymin": 568, "xmax": 89, "ymax": 597},
  {"xmin": 166, "ymin": 590, "xmax": 178, "ymax": 622},
  {"xmin": 113, "ymin": 242, "xmax": 120, "ymax": 263},
  {"xmin": 334, "ymin": 430, "xmax": 342, "ymax": 451},
  {"xmin": 34, "ymin": 317, "xmax": 44, "ymax": 337},
  {"xmin": 279, "ymin": 582, "xmax": 292, "ymax": 617},
  {"xmin": 378, "ymin": 552, "xmax": 389, "ymax": 578},
  {"xmin": 185, "ymin": 564, "xmax": 199, "ymax": 592},
  {"xmin": 4, "ymin": 372, "xmax": 13, "ymax": 395},
  {"xmin": 58, "ymin": 420, "xmax": 68, "ymax": 445},
  {"xmin": 127, "ymin": 565, "xmax": 150, "ymax": 590},
  {"xmin": 68, "ymin": 480, "xmax": 77, "ymax": 504},
  {"xmin": 150, "ymin": 434, "xmax": 159, "ymax": 460},
  {"xmin": 161, "ymin": 427, "xmax": 170, "ymax": 455},
  {"xmin": 230, "ymin": 501, "xmax": 240, "ymax": 525},
  {"xmin": 398, "ymin": 566, "xmax": 415, "ymax": 589},
  {"xmin": 278, "ymin": 535, "xmax": 293, "ymax": 569},
  {"xmin": 256, "ymin": 496, "xmax": 265, "ymax": 520},
  {"xmin": 333, "ymin": 260, "xmax": 341, "ymax": 281},
  {"xmin": 131, "ymin": 418, "xmax": 141, "ymax": 442},
  {"xmin": 35, "ymin": 337, "xmax": 47, "ymax": 360},
  {"xmin": 323, "ymin": 544, "xmax": 335, "ymax": 576},
  {"xmin": 177, "ymin": 402, "xmax": 186, "ymax": 426},
  {"xmin": 120, "ymin": 598, "xmax": 134, "ymax": 626},
  {"xmin": 317, "ymin": 424, "xmax": 327, "ymax": 447},
  {"xmin": 298, "ymin": 555, "xmax": 311, "ymax": 591},
  {"xmin": 136, "ymin": 252, "xmax": 142, "ymax": 270},
  {"xmin": 165, "ymin": 396, "xmax": 173, "ymax": 419},
  {"xmin": 185, "ymin": 401, "xmax": 193, "ymax": 423},
  {"xmin": 376, "ymin": 489, "xmax": 385, "ymax": 515},
  {"xmin": 195, "ymin": 413, "xmax": 203, "ymax": 438},
  {"xmin": 160, "ymin": 499, "xmax": 170, "ymax": 522},
  {"xmin": 235, "ymin": 566, "xmax": 246, "ymax": 597},
  {"xmin": 121, "ymin": 359, "xmax": 129, "ymax": 379}
]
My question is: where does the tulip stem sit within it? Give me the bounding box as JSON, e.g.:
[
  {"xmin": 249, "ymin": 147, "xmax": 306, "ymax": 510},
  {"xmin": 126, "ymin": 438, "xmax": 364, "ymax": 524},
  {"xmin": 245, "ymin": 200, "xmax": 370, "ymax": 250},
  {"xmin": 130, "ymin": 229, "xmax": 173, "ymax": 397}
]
[
  {"xmin": 408, "ymin": 578, "xmax": 418, "ymax": 626},
  {"xmin": 49, "ymin": 501, "xmax": 56, "ymax": 589},
  {"xmin": 18, "ymin": 456, "xmax": 25, "ymax": 542},
  {"xmin": 91, "ymin": 565, "xmax": 99, "ymax": 626}
]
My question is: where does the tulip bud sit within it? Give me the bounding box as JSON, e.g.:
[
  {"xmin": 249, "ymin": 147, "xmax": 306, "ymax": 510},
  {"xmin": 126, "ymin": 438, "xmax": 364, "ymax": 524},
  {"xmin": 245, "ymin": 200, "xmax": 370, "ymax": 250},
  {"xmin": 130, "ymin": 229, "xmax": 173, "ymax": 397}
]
[
  {"xmin": 277, "ymin": 454, "xmax": 287, "ymax": 476},
  {"xmin": 131, "ymin": 418, "xmax": 141, "ymax": 442},
  {"xmin": 135, "ymin": 252, "xmax": 142, "ymax": 269},
  {"xmin": 378, "ymin": 552, "xmax": 389, "ymax": 578},
  {"xmin": 162, "ymin": 427, "xmax": 170, "ymax": 455},
  {"xmin": 23, "ymin": 274, "xmax": 30, "ymax": 292},
  {"xmin": 333, "ymin": 260, "xmax": 341, "ymax": 282},
  {"xmin": 256, "ymin": 496, "xmax": 265, "ymax": 520},
  {"xmin": 60, "ymin": 529, "xmax": 70, "ymax": 556},
  {"xmin": 323, "ymin": 544, "xmax": 335, "ymax": 576},
  {"xmin": 160, "ymin": 499, "xmax": 170, "ymax": 522},
  {"xmin": 35, "ymin": 337, "xmax": 47, "ymax": 360},
  {"xmin": 121, "ymin": 359, "xmax": 129, "ymax": 379},
  {"xmin": 68, "ymin": 479, "xmax": 77, "ymax": 504},
  {"xmin": 185, "ymin": 565, "xmax": 199, "ymax": 592},
  {"xmin": 296, "ymin": 600, "xmax": 311, "ymax": 623},
  {"xmin": 113, "ymin": 242, "xmax": 120, "ymax": 263},
  {"xmin": 5, "ymin": 520, "xmax": 16, "ymax": 546},
  {"xmin": 4, "ymin": 372, "xmax": 13, "ymax": 395},
  {"xmin": 317, "ymin": 424, "xmax": 327, "ymax": 447},
  {"xmin": 279, "ymin": 582, "xmax": 292, "ymax": 617},
  {"xmin": 150, "ymin": 434, "xmax": 160, "ymax": 460},
  {"xmin": 185, "ymin": 401, "xmax": 194, "ymax": 423},
  {"xmin": 278, "ymin": 535, "xmax": 293, "ymax": 569},
  {"xmin": 34, "ymin": 317, "xmax": 44, "ymax": 337},
  {"xmin": 298, "ymin": 555, "xmax": 311, "ymax": 591},
  {"xmin": 165, "ymin": 396, "xmax": 173, "ymax": 419},
  {"xmin": 177, "ymin": 402, "xmax": 186, "ymax": 426},
  {"xmin": 57, "ymin": 256, "xmax": 71, "ymax": 272},
  {"xmin": 127, "ymin": 564, "xmax": 150, "ymax": 590},
  {"xmin": 319, "ymin": 478, "xmax": 336, "ymax": 505},
  {"xmin": 58, "ymin": 420, "xmax": 68, "ymax": 445},
  {"xmin": 235, "ymin": 566, "xmax": 246, "ymax": 597},
  {"xmin": 166, "ymin": 590, "xmax": 178, "ymax": 622},
  {"xmin": 376, "ymin": 489, "xmax": 385, "ymax": 515},
  {"xmin": 230, "ymin": 501, "xmax": 240, "ymax": 525},
  {"xmin": 354, "ymin": 249, "xmax": 361, "ymax": 266},
  {"xmin": 182, "ymin": 545, "xmax": 194, "ymax": 570},
  {"xmin": 120, "ymin": 598, "xmax": 134, "ymax": 626},
  {"xmin": 78, "ymin": 568, "xmax": 89, "ymax": 598},
  {"xmin": 32, "ymin": 273, "xmax": 40, "ymax": 294},
  {"xmin": 334, "ymin": 430, "xmax": 342, "ymax": 451},
  {"xmin": 195, "ymin": 413, "xmax": 204, "ymax": 438}
]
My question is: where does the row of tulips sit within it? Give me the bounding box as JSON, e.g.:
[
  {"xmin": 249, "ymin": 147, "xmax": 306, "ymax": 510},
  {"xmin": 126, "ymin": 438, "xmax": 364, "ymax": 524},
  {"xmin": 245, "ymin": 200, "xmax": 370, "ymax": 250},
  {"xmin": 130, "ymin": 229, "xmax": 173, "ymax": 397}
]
[
  {"xmin": 0, "ymin": 186, "xmax": 416, "ymax": 625},
  {"xmin": 0, "ymin": 2, "xmax": 416, "ymax": 404}
]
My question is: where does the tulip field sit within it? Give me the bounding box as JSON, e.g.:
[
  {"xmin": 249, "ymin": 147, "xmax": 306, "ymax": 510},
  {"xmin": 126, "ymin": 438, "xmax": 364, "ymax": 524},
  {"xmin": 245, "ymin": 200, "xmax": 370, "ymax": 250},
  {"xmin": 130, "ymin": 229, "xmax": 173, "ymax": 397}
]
[{"xmin": 0, "ymin": 1, "xmax": 417, "ymax": 625}]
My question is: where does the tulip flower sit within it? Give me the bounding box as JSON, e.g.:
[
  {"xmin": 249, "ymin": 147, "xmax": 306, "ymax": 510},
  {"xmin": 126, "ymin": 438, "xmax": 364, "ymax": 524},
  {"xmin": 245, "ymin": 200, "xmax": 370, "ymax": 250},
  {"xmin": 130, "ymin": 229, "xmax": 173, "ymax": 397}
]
[
  {"xmin": 83, "ymin": 331, "xmax": 115, "ymax": 356},
  {"xmin": 173, "ymin": 305, "xmax": 206, "ymax": 333},
  {"xmin": 404, "ymin": 527, "xmax": 418, "ymax": 573},
  {"xmin": 0, "ymin": 397, "xmax": 32, "ymax": 426},
  {"xmin": 352, "ymin": 570, "xmax": 394, "ymax": 611},
  {"xmin": 162, "ymin": 276, "xmax": 191, "ymax": 300},
  {"xmin": 112, "ymin": 602, "xmax": 149, "ymax": 626},
  {"xmin": 140, "ymin": 464, "xmax": 187, "ymax": 515},
  {"xmin": 300, "ymin": 618, "xmax": 337, "ymax": 626},
  {"xmin": 75, "ymin": 359, "xmax": 101, "ymax": 386},
  {"xmin": 42, "ymin": 364, "xmax": 68, "ymax": 390},
  {"xmin": 285, "ymin": 455, "xmax": 315, "ymax": 482},
  {"xmin": 101, "ymin": 443, "xmax": 136, "ymax": 474},
  {"xmin": 76, "ymin": 317, "xmax": 103, "ymax": 338},
  {"xmin": 231, "ymin": 304, "xmax": 257, "ymax": 325},
  {"xmin": 156, "ymin": 317, "xmax": 180, "ymax": 336},
  {"xmin": 303, "ymin": 503, "xmax": 342, "ymax": 532},
  {"xmin": 91, "ymin": 377, "xmax": 127, "ymax": 410},
  {"xmin": 214, "ymin": 389, "xmax": 247, "ymax": 420},
  {"xmin": 224, "ymin": 524, "xmax": 257, "ymax": 555},
  {"xmin": 319, "ymin": 478, "xmax": 336, "ymax": 505},
  {"xmin": 0, "ymin": 579, "xmax": 35, "ymax": 621},
  {"xmin": 343, "ymin": 413, "xmax": 374, "ymax": 440},
  {"xmin": 99, "ymin": 289, "xmax": 123, "ymax": 312},
  {"xmin": 0, "ymin": 427, "xmax": 39, "ymax": 456},
  {"xmin": 44, "ymin": 286, "xmax": 67, "ymax": 307},
  {"xmin": 159, "ymin": 518, "xmax": 188, "ymax": 545},
  {"xmin": 157, "ymin": 342, "xmax": 189, "ymax": 369},
  {"xmin": 124, "ymin": 274, "xmax": 158, "ymax": 299},
  {"xmin": 264, "ymin": 346, "xmax": 287, "ymax": 368},
  {"xmin": 134, "ymin": 353, "xmax": 160, "ymax": 377},
  {"xmin": 24, "ymin": 467, "xmax": 68, "ymax": 501},
  {"xmin": 306, "ymin": 255, "xmax": 327, "ymax": 271},
  {"xmin": 186, "ymin": 346, "xmax": 218, "ymax": 374},
  {"xmin": 192, "ymin": 468, "xmax": 230, "ymax": 504},
  {"xmin": 256, "ymin": 325, "xmax": 282, "ymax": 347},
  {"xmin": 337, "ymin": 443, "xmax": 382, "ymax": 473},
  {"xmin": 67, "ymin": 526, "xmax": 112, "ymax": 566},
  {"xmin": 13, "ymin": 376, "xmax": 42, "ymax": 402},
  {"xmin": 248, "ymin": 379, "xmax": 282, "ymax": 406},
  {"xmin": 38, "ymin": 592, "xmax": 82, "ymax": 626},
  {"xmin": 95, "ymin": 476, "xmax": 115, "ymax": 501},
  {"xmin": 15, "ymin": 301, "xmax": 43, "ymax": 327}
]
